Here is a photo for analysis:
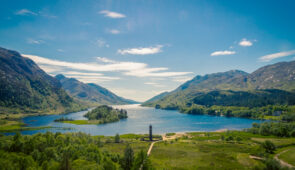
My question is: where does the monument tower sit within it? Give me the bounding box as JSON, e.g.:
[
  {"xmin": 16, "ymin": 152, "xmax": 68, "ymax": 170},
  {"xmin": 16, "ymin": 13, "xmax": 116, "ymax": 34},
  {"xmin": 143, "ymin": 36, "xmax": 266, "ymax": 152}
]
[{"xmin": 149, "ymin": 124, "xmax": 152, "ymax": 141}]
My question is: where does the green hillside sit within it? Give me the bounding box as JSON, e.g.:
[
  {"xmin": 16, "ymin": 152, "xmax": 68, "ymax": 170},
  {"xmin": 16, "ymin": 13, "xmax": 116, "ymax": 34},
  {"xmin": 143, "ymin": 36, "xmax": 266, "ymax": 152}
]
[
  {"xmin": 143, "ymin": 61, "xmax": 295, "ymax": 118},
  {"xmin": 56, "ymin": 74, "xmax": 137, "ymax": 105},
  {"xmin": 0, "ymin": 47, "xmax": 85, "ymax": 115}
]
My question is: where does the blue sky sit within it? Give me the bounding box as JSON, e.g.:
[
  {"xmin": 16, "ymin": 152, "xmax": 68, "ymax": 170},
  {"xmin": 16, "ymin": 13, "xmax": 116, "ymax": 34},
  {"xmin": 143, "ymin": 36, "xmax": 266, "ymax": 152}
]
[{"xmin": 1, "ymin": 0, "xmax": 295, "ymax": 101}]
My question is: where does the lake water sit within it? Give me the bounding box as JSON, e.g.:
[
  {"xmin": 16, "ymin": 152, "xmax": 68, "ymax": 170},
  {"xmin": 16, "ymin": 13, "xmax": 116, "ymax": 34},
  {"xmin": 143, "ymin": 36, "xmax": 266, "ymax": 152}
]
[{"xmin": 18, "ymin": 104, "xmax": 263, "ymax": 136}]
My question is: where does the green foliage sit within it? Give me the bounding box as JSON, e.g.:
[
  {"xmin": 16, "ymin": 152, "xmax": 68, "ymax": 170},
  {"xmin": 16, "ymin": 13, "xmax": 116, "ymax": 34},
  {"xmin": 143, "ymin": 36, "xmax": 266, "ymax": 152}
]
[
  {"xmin": 115, "ymin": 134, "xmax": 120, "ymax": 143},
  {"xmin": 264, "ymin": 158, "xmax": 281, "ymax": 170},
  {"xmin": 143, "ymin": 61, "xmax": 295, "ymax": 112},
  {"xmin": 262, "ymin": 140, "xmax": 276, "ymax": 154},
  {"xmin": 132, "ymin": 149, "xmax": 153, "ymax": 170},
  {"xmin": 148, "ymin": 103, "xmax": 295, "ymax": 120},
  {"xmin": 0, "ymin": 47, "xmax": 87, "ymax": 115},
  {"xmin": 0, "ymin": 132, "xmax": 124, "ymax": 170},
  {"xmin": 247, "ymin": 122, "xmax": 295, "ymax": 137},
  {"xmin": 121, "ymin": 144, "xmax": 134, "ymax": 170},
  {"xmin": 84, "ymin": 105, "xmax": 127, "ymax": 124}
]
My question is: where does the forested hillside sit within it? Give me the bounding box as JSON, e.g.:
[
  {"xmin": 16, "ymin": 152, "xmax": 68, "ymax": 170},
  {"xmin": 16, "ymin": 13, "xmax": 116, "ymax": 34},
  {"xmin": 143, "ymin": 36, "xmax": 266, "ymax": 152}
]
[
  {"xmin": 0, "ymin": 47, "xmax": 85, "ymax": 115},
  {"xmin": 143, "ymin": 61, "xmax": 295, "ymax": 119}
]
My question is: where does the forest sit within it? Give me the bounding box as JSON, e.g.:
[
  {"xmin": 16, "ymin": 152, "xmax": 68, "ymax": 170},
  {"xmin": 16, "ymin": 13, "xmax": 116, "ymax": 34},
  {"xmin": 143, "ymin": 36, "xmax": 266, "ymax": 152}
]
[
  {"xmin": 84, "ymin": 105, "xmax": 128, "ymax": 124},
  {"xmin": 0, "ymin": 132, "xmax": 152, "ymax": 170}
]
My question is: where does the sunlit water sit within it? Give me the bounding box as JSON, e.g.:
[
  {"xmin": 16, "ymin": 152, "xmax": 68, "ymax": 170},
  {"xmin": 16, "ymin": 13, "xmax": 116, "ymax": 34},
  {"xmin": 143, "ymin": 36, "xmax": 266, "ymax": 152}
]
[{"xmin": 14, "ymin": 104, "xmax": 263, "ymax": 136}]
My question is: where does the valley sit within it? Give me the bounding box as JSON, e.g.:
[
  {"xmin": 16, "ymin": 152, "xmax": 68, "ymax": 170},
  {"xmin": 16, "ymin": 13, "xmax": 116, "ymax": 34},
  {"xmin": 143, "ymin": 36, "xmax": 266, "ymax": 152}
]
[{"xmin": 0, "ymin": 46, "xmax": 295, "ymax": 170}]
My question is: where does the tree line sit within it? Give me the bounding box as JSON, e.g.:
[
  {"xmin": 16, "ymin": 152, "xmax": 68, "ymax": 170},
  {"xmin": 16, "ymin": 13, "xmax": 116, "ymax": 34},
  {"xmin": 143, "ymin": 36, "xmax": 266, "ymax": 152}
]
[{"xmin": 0, "ymin": 132, "xmax": 153, "ymax": 170}]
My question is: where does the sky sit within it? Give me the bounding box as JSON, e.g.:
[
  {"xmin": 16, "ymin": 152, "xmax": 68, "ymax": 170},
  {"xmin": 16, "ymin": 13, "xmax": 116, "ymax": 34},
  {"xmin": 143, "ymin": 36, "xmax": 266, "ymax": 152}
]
[{"xmin": 0, "ymin": 0, "xmax": 295, "ymax": 102}]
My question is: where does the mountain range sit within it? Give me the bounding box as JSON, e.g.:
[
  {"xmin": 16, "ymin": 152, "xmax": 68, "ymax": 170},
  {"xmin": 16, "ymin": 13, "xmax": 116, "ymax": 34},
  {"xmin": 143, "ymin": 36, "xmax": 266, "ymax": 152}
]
[
  {"xmin": 1, "ymin": 46, "xmax": 295, "ymax": 115},
  {"xmin": 55, "ymin": 74, "xmax": 137, "ymax": 105},
  {"xmin": 142, "ymin": 61, "xmax": 295, "ymax": 108},
  {"xmin": 0, "ymin": 47, "xmax": 84, "ymax": 114},
  {"xmin": 0, "ymin": 47, "xmax": 136, "ymax": 115}
]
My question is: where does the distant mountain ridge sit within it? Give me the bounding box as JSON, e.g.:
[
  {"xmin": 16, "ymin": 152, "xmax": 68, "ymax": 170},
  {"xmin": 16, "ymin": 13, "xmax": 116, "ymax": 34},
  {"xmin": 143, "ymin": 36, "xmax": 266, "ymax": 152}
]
[
  {"xmin": 0, "ymin": 47, "xmax": 84, "ymax": 114},
  {"xmin": 56, "ymin": 74, "xmax": 137, "ymax": 105},
  {"xmin": 143, "ymin": 61, "xmax": 295, "ymax": 108}
]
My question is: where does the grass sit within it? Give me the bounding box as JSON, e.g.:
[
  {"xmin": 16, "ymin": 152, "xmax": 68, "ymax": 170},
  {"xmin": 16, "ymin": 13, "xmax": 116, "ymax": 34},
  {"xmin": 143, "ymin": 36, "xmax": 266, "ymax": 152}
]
[
  {"xmin": 101, "ymin": 140, "xmax": 151, "ymax": 155},
  {"xmin": 149, "ymin": 140, "xmax": 264, "ymax": 169},
  {"xmin": 148, "ymin": 131, "xmax": 293, "ymax": 169},
  {"xmin": 251, "ymin": 137, "xmax": 295, "ymax": 147},
  {"xmin": 0, "ymin": 120, "xmax": 51, "ymax": 132},
  {"xmin": 262, "ymin": 115, "xmax": 282, "ymax": 120},
  {"xmin": 0, "ymin": 106, "xmax": 88, "ymax": 119},
  {"xmin": 61, "ymin": 120, "xmax": 99, "ymax": 125},
  {"xmin": 278, "ymin": 146, "xmax": 295, "ymax": 166}
]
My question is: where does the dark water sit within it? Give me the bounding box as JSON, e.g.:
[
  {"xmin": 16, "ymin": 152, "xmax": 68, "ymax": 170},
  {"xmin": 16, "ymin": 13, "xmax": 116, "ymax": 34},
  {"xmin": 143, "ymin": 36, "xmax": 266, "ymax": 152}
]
[{"xmin": 16, "ymin": 104, "xmax": 262, "ymax": 136}]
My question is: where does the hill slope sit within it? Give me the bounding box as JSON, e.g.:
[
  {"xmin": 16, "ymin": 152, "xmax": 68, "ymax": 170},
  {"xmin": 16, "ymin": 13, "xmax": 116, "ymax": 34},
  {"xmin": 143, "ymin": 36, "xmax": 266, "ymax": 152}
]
[
  {"xmin": 143, "ymin": 61, "xmax": 295, "ymax": 109},
  {"xmin": 56, "ymin": 74, "xmax": 137, "ymax": 105},
  {"xmin": 0, "ymin": 47, "xmax": 84, "ymax": 115}
]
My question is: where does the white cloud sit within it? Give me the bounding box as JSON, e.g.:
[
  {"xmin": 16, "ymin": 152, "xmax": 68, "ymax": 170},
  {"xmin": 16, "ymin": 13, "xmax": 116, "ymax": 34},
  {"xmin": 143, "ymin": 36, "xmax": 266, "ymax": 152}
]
[
  {"xmin": 259, "ymin": 50, "xmax": 295, "ymax": 62},
  {"xmin": 62, "ymin": 71, "xmax": 104, "ymax": 76},
  {"xmin": 125, "ymin": 69, "xmax": 192, "ymax": 77},
  {"xmin": 57, "ymin": 49, "xmax": 64, "ymax": 52},
  {"xmin": 118, "ymin": 45, "xmax": 163, "ymax": 55},
  {"xmin": 99, "ymin": 10, "xmax": 126, "ymax": 18},
  {"xmin": 22, "ymin": 54, "xmax": 192, "ymax": 78},
  {"xmin": 97, "ymin": 57, "xmax": 116, "ymax": 63},
  {"xmin": 239, "ymin": 38, "xmax": 253, "ymax": 47},
  {"xmin": 39, "ymin": 11, "xmax": 57, "ymax": 19},
  {"xmin": 211, "ymin": 50, "xmax": 236, "ymax": 56},
  {"xmin": 66, "ymin": 75, "xmax": 120, "ymax": 82},
  {"xmin": 23, "ymin": 54, "xmax": 144, "ymax": 72},
  {"xmin": 38, "ymin": 65, "xmax": 64, "ymax": 73},
  {"xmin": 97, "ymin": 39, "xmax": 109, "ymax": 48},
  {"xmin": 27, "ymin": 38, "xmax": 43, "ymax": 44},
  {"xmin": 108, "ymin": 29, "xmax": 120, "ymax": 34},
  {"xmin": 15, "ymin": 9, "xmax": 37, "ymax": 16}
]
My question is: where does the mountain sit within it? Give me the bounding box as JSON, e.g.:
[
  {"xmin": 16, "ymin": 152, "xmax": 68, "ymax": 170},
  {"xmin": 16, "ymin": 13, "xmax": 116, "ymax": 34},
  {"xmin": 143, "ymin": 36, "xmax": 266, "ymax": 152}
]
[
  {"xmin": 0, "ymin": 47, "xmax": 85, "ymax": 114},
  {"xmin": 143, "ymin": 61, "xmax": 295, "ymax": 108},
  {"xmin": 56, "ymin": 74, "xmax": 137, "ymax": 105},
  {"xmin": 144, "ymin": 91, "xmax": 169, "ymax": 104}
]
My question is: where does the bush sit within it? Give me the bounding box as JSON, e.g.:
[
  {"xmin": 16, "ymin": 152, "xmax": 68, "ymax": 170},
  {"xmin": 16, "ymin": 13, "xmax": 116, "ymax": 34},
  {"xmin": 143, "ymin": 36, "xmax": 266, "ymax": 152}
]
[
  {"xmin": 264, "ymin": 158, "xmax": 281, "ymax": 170},
  {"xmin": 262, "ymin": 140, "xmax": 276, "ymax": 154},
  {"xmin": 115, "ymin": 134, "xmax": 120, "ymax": 143},
  {"xmin": 226, "ymin": 136, "xmax": 234, "ymax": 141}
]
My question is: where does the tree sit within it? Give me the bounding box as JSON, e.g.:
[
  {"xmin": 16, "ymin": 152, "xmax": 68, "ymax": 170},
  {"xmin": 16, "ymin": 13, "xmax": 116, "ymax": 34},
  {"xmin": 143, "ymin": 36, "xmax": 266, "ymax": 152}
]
[
  {"xmin": 115, "ymin": 133, "xmax": 120, "ymax": 143},
  {"xmin": 103, "ymin": 158, "xmax": 117, "ymax": 170},
  {"xmin": 132, "ymin": 150, "xmax": 146, "ymax": 170},
  {"xmin": 264, "ymin": 158, "xmax": 281, "ymax": 170},
  {"xmin": 11, "ymin": 132, "xmax": 22, "ymax": 152},
  {"xmin": 60, "ymin": 151, "xmax": 71, "ymax": 170},
  {"xmin": 262, "ymin": 140, "xmax": 276, "ymax": 154},
  {"xmin": 226, "ymin": 136, "xmax": 234, "ymax": 141},
  {"xmin": 121, "ymin": 144, "xmax": 134, "ymax": 170}
]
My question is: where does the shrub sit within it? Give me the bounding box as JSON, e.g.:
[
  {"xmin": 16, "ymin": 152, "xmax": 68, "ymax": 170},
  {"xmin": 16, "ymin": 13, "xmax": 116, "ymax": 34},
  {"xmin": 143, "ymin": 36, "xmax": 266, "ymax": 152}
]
[{"xmin": 262, "ymin": 140, "xmax": 276, "ymax": 154}]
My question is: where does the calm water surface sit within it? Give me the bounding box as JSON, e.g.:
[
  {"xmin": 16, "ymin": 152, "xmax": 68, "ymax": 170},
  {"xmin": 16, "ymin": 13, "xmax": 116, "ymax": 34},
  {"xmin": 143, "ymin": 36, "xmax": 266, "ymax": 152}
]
[{"xmin": 18, "ymin": 104, "xmax": 263, "ymax": 136}]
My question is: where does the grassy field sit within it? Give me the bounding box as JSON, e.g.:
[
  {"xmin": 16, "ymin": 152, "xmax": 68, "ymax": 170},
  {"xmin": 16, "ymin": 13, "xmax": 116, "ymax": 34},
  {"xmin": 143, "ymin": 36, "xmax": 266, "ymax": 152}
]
[
  {"xmin": 278, "ymin": 146, "xmax": 295, "ymax": 166},
  {"xmin": 61, "ymin": 120, "xmax": 98, "ymax": 125},
  {"xmin": 148, "ymin": 131, "xmax": 295, "ymax": 169},
  {"xmin": 251, "ymin": 137, "xmax": 295, "ymax": 147}
]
